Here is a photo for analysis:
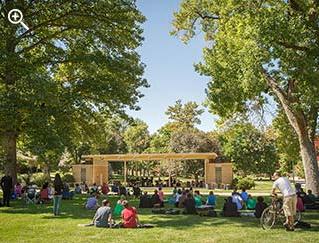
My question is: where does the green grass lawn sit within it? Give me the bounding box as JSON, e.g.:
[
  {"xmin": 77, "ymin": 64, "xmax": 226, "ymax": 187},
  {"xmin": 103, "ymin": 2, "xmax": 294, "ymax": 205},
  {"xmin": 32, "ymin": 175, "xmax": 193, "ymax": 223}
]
[{"xmin": 1, "ymin": 194, "xmax": 319, "ymax": 243}]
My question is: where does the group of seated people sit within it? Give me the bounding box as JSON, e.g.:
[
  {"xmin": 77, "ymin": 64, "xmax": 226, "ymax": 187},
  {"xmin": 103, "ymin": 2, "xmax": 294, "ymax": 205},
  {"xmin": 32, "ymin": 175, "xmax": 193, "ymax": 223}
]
[
  {"xmin": 173, "ymin": 188, "xmax": 216, "ymax": 208},
  {"xmin": 138, "ymin": 187, "xmax": 216, "ymax": 215},
  {"xmin": 220, "ymin": 188, "xmax": 268, "ymax": 218},
  {"xmin": 221, "ymin": 194, "xmax": 267, "ymax": 218},
  {"xmin": 139, "ymin": 188, "xmax": 165, "ymax": 208},
  {"xmin": 295, "ymin": 183, "xmax": 319, "ymax": 211},
  {"xmin": 12, "ymin": 182, "xmax": 53, "ymax": 204},
  {"xmin": 74, "ymin": 182, "xmax": 110, "ymax": 195},
  {"xmin": 90, "ymin": 198, "xmax": 140, "ymax": 228},
  {"xmin": 11, "ymin": 180, "xmax": 76, "ymax": 204}
]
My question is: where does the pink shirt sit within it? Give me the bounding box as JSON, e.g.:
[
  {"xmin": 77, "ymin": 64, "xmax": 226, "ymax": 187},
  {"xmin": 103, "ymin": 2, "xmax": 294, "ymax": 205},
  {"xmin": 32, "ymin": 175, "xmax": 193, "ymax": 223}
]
[
  {"xmin": 122, "ymin": 207, "xmax": 138, "ymax": 228},
  {"xmin": 159, "ymin": 191, "xmax": 164, "ymax": 202}
]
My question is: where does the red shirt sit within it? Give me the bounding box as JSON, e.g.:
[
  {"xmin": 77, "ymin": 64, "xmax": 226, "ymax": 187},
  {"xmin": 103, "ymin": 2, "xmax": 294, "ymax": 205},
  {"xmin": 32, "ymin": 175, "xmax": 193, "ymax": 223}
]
[{"xmin": 122, "ymin": 207, "xmax": 138, "ymax": 228}]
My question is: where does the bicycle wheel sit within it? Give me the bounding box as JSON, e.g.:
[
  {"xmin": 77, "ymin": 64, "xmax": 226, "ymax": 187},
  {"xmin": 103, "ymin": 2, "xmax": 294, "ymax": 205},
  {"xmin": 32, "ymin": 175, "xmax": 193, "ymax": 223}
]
[{"xmin": 260, "ymin": 207, "xmax": 276, "ymax": 230}]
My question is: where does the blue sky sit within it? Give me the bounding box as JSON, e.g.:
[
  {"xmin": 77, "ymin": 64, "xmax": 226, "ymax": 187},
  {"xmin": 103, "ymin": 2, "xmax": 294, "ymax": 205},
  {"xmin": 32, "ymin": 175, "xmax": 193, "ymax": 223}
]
[{"xmin": 128, "ymin": 0, "xmax": 218, "ymax": 133}]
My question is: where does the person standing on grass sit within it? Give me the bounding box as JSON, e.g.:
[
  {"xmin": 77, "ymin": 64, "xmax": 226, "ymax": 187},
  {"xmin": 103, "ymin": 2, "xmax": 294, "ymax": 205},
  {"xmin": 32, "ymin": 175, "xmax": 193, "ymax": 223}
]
[
  {"xmin": 53, "ymin": 173, "xmax": 63, "ymax": 216},
  {"xmin": 272, "ymin": 171, "xmax": 297, "ymax": 231},
  {"xmin": 1, "ymin": 172, "xmax": 13, "ymax": 207}
]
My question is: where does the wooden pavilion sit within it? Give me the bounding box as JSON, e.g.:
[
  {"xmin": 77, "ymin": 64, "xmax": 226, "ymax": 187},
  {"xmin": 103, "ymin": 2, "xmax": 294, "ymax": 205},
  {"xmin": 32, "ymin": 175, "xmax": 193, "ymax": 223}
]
[{"xmin": 72, "ymin": 153, "xmax": 233, "ymax": 188}]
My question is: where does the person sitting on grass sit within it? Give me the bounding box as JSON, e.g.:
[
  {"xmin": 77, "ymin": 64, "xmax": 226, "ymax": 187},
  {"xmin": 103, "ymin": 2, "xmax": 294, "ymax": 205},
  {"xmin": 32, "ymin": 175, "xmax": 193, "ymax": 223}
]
[
  {"xmin": 15, "ymin": 182, "xmax": 22, "ymax": 198},
  {"xmin": 194, "ymin": 190, "xmax": 203, "ymax": 207},
  {"xmin": 121, "ymin": 200, "xmax": 140, "ymax": 228},
  {"xmin": 132, "ymin": 184, "xmax": 141, "ymax": 198},
  {"xmin": 222, "ymin": 197, "xmax": 240, "ymax": 217},
  {"xmin": 183, "ymin": 193, "xmax": 197, "ymax": 215},
  {"xmin": 178, "ymin": 191, "xmax": 187, "ymax": 208},
  {"xmin": 303, "ymin": 190, "xmax": 319, "ymax": 210},
  {"xmin": 114, "ymin": 195, "xmax": 126, "ymax": 216},
  {"xmin": 307, "ymin": 190, "xmax": 317, "ymax": 202},
  {"xmin": 254, "ymin": 196, "xmax": 267, "ymax": 218},
  {"xmin": 175, "ymin": 189, "xmax": 182, "ymax": 207},
  {"xmin": 151, "ymin": 189, "xmax": 162, "ymax": 208},
  {"xmin": 246, "ymin": 194, "xmax": 256, "ymax": 210},
  {"xmin": 240, "ymin": 189, "xmax": 249, "ymax": 203},
  {"xmin": 62, "ymin": 182, "xmax": 74, "ymax": 200},
  {"xmin": 91, "ymin": 183, "xmax": 99, "ymax": 194},
  {"xmin": 74, "ymin": 183, "xmax": 82, "ymax": 194},
  {"xmin": 158, "ymin": 187, "xmax": 164, "ymax": 207},
  {"xmin": 206, "ymin": 191, "xmax": 216, "ymax": 207},
  {"xmin": 81, "ymin": 181, "xmax": 89, "ymax": 193},
  {"xmin": 85, "ymin": 193, "xmax": 99, "ymax": 210},
  {"xmin": 92, "ymin": 199, "xmax": 113, "ymax": 228},
  {"xmin": 101, "ymin": 182, "xmax": 109, "ymax": 195},
  {"xmin": 232, "ymin": 191, "xmax": 243, "ymax": 210},
  {"xmin": 139, "ymin": 192, "xmax": 152, "ymax": 208},
  {"xmin": 39, "ymin": 182, "xmax": 50, "ymax": 204}
]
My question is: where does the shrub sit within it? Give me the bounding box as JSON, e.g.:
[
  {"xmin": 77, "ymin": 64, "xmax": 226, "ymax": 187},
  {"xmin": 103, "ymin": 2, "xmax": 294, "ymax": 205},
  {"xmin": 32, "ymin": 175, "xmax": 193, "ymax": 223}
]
[
  {"xmin": 61, "ymin": 173, "xmax": 75, "ymax": 183},
  {"xmin": 236, "ymin": 177, "xmax": 255, "ymax": 190},
  {"xmin": 31, "ymin": 173, "xmax": 51, "ymax": 187}
]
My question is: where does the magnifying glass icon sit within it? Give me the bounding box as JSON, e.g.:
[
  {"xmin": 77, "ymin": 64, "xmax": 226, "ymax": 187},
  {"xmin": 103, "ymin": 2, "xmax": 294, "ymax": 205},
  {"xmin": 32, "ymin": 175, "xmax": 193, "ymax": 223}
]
[{"xmin": 8, "ymin": 9, "xmax": 30, "ymax": 31}]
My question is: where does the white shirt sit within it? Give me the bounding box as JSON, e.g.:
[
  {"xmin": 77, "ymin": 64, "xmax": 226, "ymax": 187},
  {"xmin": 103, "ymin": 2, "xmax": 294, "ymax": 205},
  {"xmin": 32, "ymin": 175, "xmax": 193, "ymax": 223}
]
[
  {"xmin": 175, "ymin": 193, "xmax": 182, "ymax": 202},
  {"xmin": 272, "ymin": 177, "xmax": 295, "ymax": 197},
  {"xmin": 232, "ymin": 194, "xmax": 243, "ymax": 210}
]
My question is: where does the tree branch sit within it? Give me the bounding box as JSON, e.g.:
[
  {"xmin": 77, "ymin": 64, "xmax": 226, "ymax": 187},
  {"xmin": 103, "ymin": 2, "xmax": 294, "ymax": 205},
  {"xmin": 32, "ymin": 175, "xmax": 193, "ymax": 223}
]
[
  {"xmin": 277, "ymin": 41, "xmax": 309, "ymax": 52},
  {"xmin": 17, "ymin": 27, "xmax": 71, "ymax": 54},
  {"xmin": 195, "ymin": 11, "xmax": 219, "ymax": 20},
  {"xmin": 18, "ymin": 10, "xmax": 76, "ymax": 39},
  {"xmin": 262, "ymin": 68, "xmax": 308, "ymax": 137}
]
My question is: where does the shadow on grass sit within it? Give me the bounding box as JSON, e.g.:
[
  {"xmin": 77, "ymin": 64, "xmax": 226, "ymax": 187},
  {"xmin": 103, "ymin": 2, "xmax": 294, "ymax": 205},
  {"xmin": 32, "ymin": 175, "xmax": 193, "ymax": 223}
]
[{"xmin": 1, "ymin": 195, "xmax": 319, "ymax": 231}]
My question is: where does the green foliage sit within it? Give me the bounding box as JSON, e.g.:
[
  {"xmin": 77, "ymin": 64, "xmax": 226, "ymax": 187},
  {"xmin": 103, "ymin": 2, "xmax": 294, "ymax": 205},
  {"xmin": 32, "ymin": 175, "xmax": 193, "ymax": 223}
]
[
  {"xmin": 272, "ymin": 110, "xmax": 301, "ymax": 172},
  {"xmin": 172, "ymin": 0, "xmax": 319, "ymax": 192},
  {"xmin": 124, "ymin": 119, "xmax": 150, "ymax": 153},
  {"xmin": 236, "ymin": 176, "xmax": 256, "ymax": 190},
  {"xmin": 220, "ymin": 122, "xmax": 278, "ymax": 176},
  {"xmin": 123, "ymin": 119, "xmax": 151, "ymax": 174},
  {"xmin": 61, "ymin": 173, "xmax": 75, "ymax": 183},
  {"xmin": 0, "ymin": 1, "xmax": 147, "ymax": 177},
  {"xmin": 170, "ymin": 129, "xmax": 220, "ymax": 179},
  {"xmin": 147, "ymin": 122, "xmax": 177, "ymax": 153},
  {"xmin": 165, "ymin": 100, "xmax": 204, "ymax": 129},
  {"xmin": 31, "ymin": 173, "xmax": 51, "ymax": 187}
]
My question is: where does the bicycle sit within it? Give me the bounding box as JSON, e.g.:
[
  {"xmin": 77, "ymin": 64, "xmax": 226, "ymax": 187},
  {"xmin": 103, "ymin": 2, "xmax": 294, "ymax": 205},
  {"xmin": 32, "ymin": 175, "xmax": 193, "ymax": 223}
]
[{"xmin": 260, "ymin": 195, "xmax": 301, "ymax": 230}]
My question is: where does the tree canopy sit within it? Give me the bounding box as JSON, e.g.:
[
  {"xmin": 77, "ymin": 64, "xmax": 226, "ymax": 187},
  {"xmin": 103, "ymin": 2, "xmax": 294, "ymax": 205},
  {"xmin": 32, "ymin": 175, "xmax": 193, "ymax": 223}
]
[
  {"xmin": 0, "ymin": 0, "xmax": 147, "ymax": 182},
  {"xmin": 173, "ymin": 0, "xmax": 319, "ymax": 194}
]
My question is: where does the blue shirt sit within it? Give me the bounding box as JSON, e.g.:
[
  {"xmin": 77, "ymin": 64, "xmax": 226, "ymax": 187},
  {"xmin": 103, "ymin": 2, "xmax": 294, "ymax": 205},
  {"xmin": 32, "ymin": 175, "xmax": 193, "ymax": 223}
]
[
  {"xmin": 207, "ymin": 195, "xmax": 216, "ymax": 206},
  {"xmin": 241, "ymin": 192, "xmax": 248, "ymax": 202},
  {"xmin": 86, "ymin": 197, "xmax": 97, "ymax": 210}
]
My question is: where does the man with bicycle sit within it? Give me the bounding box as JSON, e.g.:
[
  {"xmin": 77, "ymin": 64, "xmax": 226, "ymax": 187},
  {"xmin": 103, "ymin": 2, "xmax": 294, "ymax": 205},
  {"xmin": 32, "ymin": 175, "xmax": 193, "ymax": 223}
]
[{"xmin": 272, "ymin": 171, "xmax": 297, "ymax": 231}]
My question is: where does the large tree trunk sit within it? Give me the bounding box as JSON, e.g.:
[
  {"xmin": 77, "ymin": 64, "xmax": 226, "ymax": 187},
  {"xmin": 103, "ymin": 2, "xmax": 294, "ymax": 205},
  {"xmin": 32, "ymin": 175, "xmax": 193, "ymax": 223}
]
[
  {"xmin": 2, "ymin": 131, "xmax": 18, "ymax": 185},
  {"xmin": 298, "ymin": 135, "xmax": 319, "ymax": 194},
  {"xmin": 264, "ymin": 71, "xmax": 319, "ymax": 195}
]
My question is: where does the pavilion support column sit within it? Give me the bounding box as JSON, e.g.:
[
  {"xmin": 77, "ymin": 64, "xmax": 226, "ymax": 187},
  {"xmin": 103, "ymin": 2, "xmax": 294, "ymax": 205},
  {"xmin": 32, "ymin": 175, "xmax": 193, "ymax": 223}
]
[
  {"xmin": 204, "ymin": 159, "xmax": 209, "ymax": 187},
  {"xmin": 168, "ymin": 159, "xmax": 172, "ymax": 187},
  {"xmin": 106, "ymin": 160, "xmax": 109, "ymax": 184},
  {"xmin": 124, "ymin": 161, "xmax": 127, "ymax": 186}
]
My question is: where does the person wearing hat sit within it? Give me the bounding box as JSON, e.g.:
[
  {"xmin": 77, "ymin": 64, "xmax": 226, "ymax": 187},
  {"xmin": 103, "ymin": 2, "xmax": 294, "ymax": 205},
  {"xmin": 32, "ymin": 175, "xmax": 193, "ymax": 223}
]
[
  {"xmin": 121, "ymin": 200, "xmax": 140, "ymax": 228},
  {"xmin": 92, "ymin": 199, "xmax": 113, "ymax": 227}
]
